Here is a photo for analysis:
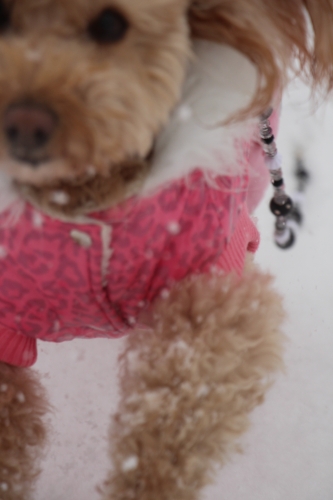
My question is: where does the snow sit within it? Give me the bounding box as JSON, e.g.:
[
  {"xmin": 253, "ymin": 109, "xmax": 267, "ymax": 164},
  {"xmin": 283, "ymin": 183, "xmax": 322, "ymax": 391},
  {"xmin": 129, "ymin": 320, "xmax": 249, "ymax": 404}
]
[
  {"xmin": 34, "ymin": 81, "xmax": 333, "ymax": 499},
  {"xmin": 0, "ymin": 245, "xmax": 7, "ymax": 259},
  {"xmin": 32, "ymin": 210, "xmax": 44, "ymax": 228},
  {"xmin": 196, "ymin": 384, "xmax": 210, "ymax": 398},
  {"xmin": 127, "ymin": 316, "xmax": 136, "ymax": 326},
  {"xmin": 176, "ymin": 104, "xmax": 193, "ymax": 122},
  {"xmin": 0, "ymin": 482, "xmax": 9, "ymax": 492},
  {"xmin": 121, "ymin": 456, "xmax": 139, "ymax": 472},
  {"xmin": 167, "ymin": 221, "xmax": 181, "ymax": 235},
  {"xmin": 15, "ymin": 391, "xmax": 26, "ymax": 404},
  {"xmin": 50, "ymin": 190, "xmax": 70, "ymax": 206}
]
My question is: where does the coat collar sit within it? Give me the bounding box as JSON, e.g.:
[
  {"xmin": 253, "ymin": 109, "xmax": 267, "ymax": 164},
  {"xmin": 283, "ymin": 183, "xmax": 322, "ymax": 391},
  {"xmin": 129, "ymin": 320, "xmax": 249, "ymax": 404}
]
[{"xmin": 142, "ymin": 40, "xmax": 259, "ymax": 194}]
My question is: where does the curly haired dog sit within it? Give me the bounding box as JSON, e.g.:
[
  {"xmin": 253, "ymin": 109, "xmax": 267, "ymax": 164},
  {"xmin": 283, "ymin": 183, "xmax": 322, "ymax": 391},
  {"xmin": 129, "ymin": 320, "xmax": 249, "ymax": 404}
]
[{"xmin": 0, "ymin": 1, "xmax": 333, "ymax": 499}]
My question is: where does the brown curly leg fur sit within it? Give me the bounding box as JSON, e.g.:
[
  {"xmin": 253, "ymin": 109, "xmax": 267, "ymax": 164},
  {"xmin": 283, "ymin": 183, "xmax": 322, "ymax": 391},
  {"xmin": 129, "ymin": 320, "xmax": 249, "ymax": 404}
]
[
  {"xmin": 0, "ymin": 362, "xmax": 49, "ymax": 500},
  {"xmin": 101, "ymin": 265, "xmax": 285, "ymax": 500}
]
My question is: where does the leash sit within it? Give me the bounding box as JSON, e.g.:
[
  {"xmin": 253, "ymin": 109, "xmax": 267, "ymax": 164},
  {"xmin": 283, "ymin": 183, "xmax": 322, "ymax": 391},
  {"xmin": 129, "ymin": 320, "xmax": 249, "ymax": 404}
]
[{"xmin": 259, "ymin": 109, "xmax": 310, "ymax": 249}]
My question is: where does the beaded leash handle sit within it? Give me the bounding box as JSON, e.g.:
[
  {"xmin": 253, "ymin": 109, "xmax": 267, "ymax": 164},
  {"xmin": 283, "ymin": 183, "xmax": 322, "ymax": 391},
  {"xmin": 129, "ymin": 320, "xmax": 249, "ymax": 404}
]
[{"xmin": 259, "ymin": 108, "xmax": 295, "ymax": 249}]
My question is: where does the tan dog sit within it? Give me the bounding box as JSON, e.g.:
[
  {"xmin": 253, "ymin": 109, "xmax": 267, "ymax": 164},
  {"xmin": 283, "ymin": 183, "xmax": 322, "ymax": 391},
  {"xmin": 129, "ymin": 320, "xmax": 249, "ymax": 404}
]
[{"xmin": 0, "ymin": 2, "xmax": 333, "ymax": 499}]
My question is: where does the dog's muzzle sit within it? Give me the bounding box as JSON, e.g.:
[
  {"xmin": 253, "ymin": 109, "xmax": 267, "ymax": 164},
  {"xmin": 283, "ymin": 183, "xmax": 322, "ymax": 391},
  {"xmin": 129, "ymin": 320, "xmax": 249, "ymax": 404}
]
[{"xmin": 3, "ymin": 103, "xmax": 57, "ymax": 166}]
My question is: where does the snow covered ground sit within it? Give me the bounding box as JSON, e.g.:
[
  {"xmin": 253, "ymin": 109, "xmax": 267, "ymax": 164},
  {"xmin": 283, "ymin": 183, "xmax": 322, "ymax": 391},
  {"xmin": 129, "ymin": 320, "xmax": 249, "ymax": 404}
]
[{"xmin": 34, "ymin": 82, "xmax": 333, "ymax": 500}]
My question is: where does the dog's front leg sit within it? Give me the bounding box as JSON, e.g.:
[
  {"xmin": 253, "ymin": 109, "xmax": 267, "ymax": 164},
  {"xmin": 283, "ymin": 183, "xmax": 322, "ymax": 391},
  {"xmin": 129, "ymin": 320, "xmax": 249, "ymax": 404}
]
[
  {"xmin": 0, "ymin": 362, "xmax": 49, "ymax": 500},
  {"xmin": 102, "ymin": 266, "xmax": 284, "ymax": 500}
]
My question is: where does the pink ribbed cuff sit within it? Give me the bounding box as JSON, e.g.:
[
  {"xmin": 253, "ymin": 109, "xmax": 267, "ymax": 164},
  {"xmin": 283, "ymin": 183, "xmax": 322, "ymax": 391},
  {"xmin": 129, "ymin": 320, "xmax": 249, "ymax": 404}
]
[
  {"xmin": 0, "ymin": 326, "xmax": 37, "ymax": 367},
  {"xmin": 219, "ymin": 209, "xmax": 260, "ymax": 275}
]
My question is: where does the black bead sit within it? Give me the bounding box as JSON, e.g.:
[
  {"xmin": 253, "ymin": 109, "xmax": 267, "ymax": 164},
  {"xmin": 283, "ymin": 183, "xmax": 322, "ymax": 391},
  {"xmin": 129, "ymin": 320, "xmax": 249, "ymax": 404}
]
[
  {"xmin": 270, "ymin": 196, "xmax": 293, "ymax": 216},
  {"xmin": 262, "ymin": 135, "xmax": 275, "ymax": 145},
  {"xmin": 272, "ymin": 178, "xmax": 284, "ymax": 188},
  {"xmin": 275, "ymin": 228, "xmax": 295, "ymax": 249}
]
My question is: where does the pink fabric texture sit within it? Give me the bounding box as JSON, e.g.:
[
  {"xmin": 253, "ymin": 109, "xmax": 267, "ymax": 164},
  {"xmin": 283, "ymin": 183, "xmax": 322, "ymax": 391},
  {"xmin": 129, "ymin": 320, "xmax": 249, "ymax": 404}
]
[{"xmin": 0, "ymin": 169, "xmax": 260, "ymax": 367}]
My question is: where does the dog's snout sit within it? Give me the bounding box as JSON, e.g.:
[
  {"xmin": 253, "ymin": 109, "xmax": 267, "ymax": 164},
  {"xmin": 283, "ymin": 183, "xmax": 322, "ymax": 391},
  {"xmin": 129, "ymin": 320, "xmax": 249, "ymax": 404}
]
[{"xmin": 4, "ymin": 104, "xmax": 57, "ymax": 165}]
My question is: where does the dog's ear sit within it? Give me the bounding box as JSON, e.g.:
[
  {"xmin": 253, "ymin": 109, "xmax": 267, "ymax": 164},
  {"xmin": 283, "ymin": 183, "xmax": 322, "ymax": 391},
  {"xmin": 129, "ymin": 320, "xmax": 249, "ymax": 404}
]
[
  {"xmin": 187, "ymin": 0, "xmax": 333, "ymax": 117},
  {"xmin": 257, "ymin": 0, "xmax": 333, "ymax": 91},
  {"xmin": 301, "ymin": 0, "xmax": 333, "ymax": 88}
]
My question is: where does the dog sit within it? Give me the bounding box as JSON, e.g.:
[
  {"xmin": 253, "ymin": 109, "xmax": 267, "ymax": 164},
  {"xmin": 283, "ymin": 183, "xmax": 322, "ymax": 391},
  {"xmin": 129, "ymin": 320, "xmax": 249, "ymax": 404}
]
[{"xmin": 0, "ymin": 1, "xmax": 332, "ymax": 499}]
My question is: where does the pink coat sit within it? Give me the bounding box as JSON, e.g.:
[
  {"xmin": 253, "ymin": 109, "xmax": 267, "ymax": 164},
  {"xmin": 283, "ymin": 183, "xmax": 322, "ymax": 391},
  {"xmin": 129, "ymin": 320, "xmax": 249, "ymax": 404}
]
[{"xmin": 0, "ymin": 164, "xmax": 264, "ymax": 367}]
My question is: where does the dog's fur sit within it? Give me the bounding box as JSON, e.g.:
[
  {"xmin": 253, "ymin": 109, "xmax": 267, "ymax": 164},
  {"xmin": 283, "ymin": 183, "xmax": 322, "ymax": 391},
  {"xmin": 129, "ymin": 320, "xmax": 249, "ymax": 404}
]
[{"xmin": 0, "ymin": 1, "xmax": 333, "ymax": 499}]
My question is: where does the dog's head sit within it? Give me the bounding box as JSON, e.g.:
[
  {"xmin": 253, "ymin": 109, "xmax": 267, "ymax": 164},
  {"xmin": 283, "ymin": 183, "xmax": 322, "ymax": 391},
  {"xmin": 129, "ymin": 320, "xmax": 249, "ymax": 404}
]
[
  {"xmin": 0, "ymin": 0, "xmax": 331, "ymax": 192},
  {"xmin": 0, "ymin": 0, "xmax": 192, "ymax": 188}
]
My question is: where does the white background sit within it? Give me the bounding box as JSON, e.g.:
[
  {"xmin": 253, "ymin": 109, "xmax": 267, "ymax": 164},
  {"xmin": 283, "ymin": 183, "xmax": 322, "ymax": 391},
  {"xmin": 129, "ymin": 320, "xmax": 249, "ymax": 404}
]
[{"xmin": 34, "ymin": 82, "xmax": 333, "ymax": 500}]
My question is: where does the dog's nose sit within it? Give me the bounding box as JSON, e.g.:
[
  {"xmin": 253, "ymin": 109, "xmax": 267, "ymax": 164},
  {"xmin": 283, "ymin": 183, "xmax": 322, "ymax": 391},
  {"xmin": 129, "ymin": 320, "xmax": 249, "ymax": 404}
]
[{"xmin": 3, "ymin": 104, "xmax": 57, "ymax": 164}]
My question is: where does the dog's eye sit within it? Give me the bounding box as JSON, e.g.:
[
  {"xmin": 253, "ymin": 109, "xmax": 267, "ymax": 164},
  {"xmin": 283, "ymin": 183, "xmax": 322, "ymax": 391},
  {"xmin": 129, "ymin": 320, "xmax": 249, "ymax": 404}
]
[
  {"xmin": 88, "ymin": 8, "xmax": 128, "ymax": 44},
  {"xmin": 0, "ymin": 1, "xmax": 10, "ymax": 32}
]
